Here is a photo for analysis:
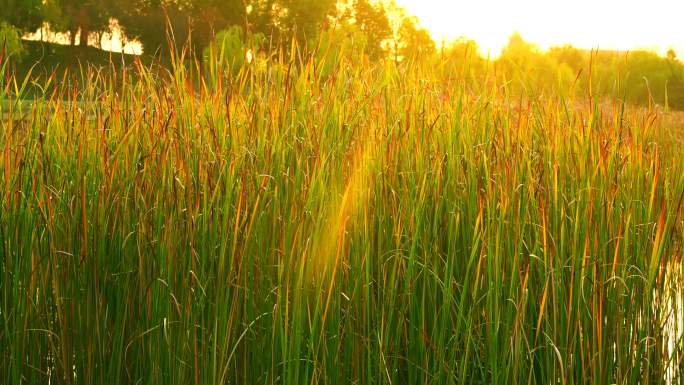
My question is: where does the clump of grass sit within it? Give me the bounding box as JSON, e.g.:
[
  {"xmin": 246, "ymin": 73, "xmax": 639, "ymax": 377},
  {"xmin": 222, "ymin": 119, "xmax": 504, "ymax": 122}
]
[{"xmin": 1, "ymin": 39, "xmax": 683, "ymax": 385}]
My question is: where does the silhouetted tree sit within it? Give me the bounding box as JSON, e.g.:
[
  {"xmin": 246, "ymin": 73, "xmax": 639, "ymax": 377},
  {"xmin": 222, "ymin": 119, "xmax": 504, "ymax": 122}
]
[
  {"xmin": 548, "ymin": 44, "xmax": 585, "ymax": 72},
  {"xmin": 0, "ymin": 0, "xmax": 43, "ymax": 33},
  {"xmin": 444, "ymin": 37, "xmax": 485, "ymax": 76},
  {"xmin": 43, "ymin": 0, "xmax": 110, "ymax": 47},
  {"xmin": 397, "ymin": 15, "xmax": 435, "ymax": 60},
  {"xmin": 0, "ymin": 21, "xmax": 25, "ymax": 59},
  {"xmin": 497, "ymin": 32, "xmax": 572, "ymax": 93},
  {"xmin": 278, "ymin": 0, "xmax": 336, "ymax": 43},
  {"xmin": 113, "ymin": 0, "xmax": 247, "ymax": 56},
  {"xmin": 346, "ymin": 0, "xmax": 392, "ymax": 58},
  {"xmin": 247, "ymin": 0, "xmax": 276, "ymax": 35}
]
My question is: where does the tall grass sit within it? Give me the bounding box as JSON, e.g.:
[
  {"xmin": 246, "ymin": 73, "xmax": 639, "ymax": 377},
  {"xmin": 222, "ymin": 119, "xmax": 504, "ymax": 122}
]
[{"xmin": 1, "ymin": 40, "xmax": 683, "ymax": 385}]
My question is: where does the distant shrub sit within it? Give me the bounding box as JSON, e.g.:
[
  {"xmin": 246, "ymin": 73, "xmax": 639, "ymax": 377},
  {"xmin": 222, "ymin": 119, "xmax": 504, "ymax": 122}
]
[
  {"xmin": 315, "ymin": 27, "xmax": 372, "ymax": 77},
  {"xmin": 204, "ymin": 26, "xmax": 265, "ymax": 78},
  {"xmin": 0, "ymin": 22, "xmax": 25, "ymax": 61}
]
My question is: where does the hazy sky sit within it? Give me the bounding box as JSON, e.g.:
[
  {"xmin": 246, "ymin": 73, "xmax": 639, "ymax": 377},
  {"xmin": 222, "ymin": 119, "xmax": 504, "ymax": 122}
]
[{"xmin": 393, "ymin": 0, "xmax": 684, "ymax": 57}]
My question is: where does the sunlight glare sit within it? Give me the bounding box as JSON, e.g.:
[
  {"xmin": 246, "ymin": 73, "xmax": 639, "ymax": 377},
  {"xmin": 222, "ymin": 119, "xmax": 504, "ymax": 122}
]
[{"xmin": 392, "ymin": 0, "xmax": 684, "ymax": 57}]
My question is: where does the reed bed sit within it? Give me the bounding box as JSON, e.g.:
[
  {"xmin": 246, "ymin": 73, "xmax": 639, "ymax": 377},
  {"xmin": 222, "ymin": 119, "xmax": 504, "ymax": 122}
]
[{"xmin": 1, "ymin": 43, "xmax": 684, "ymax": 384}]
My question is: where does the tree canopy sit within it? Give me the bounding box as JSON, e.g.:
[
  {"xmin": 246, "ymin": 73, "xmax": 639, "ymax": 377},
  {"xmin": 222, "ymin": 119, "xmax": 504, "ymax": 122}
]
[
  {"xmin": 47, "ymin": 0, "xmax": 110, "ymax": 46},
  {"xmin": 4, "ymin": 0, "xmax": 684, "ymax": 110},
  {"xmin": 3, "ymin": 0, "xmax": 421, "ymax": 59},
  {"xmin": 111, "ymin": 0, "xmax": 248, "ymax": 55},
  {"xmin": 0, "ymin": 0, "xmax": 43, "ymax": 33}
]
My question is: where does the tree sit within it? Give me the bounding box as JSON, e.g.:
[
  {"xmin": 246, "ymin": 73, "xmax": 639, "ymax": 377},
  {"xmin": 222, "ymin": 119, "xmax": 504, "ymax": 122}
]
[
  {"xmin": 0, "ymin": 21, "xmax": 26, "ymax": 59},
  {"xmin": 499, "ymin": 32, "xmax": 538, "ymax": 67},
  {"xmin": 278, "ymin": 0, "xmax": 336, "ymax": 43},
  {"xmin": 667, "ymin": 48, "xmax": 684, "ymax": 110},
  {"xmin": 497, "ymin": 33, "xmax": 572, "ymax": 94},
  {"xmin": 548, "ymin": 44, "xmax": 585, "ymax": 72},
  {"xmin": 247, "ymin": 0, "xmax": 276, "ymax": 35},
  {"xmin": 114, "ymin": 0, "xmax": 247, "ymax": 56},
  {"xmin": 444, "ymin": 37, "xmax": 485, "ymax": 76},
  {"xmin": 623, "ymin": 50, "xmax": 673, "ymax": 106},
  {"xmin": 44, "ymin": 0, "xmax": 110, "ymax": 47},
  {"xmin": 247, "ymin": 0, "xmax": 337, "ymax": 45},
  {"xmin": 204, "ymin": 25, "xmax": 265, "ymax": 76},
  {"xmin": 665, "ymin": 50, "xmax": 684, "ymax": 110},
  {"xmin": 0, "ymin": 0, "xmax": 43, "ymax": 33},
  {"xmin": 346, "ymin": 0, "xmax": 392, "ymax": 59},
  {"xmin": 667, "ymin": 48, "xmax": 677, "ymax": 62},
  {"xmin": 397, "ymin": 15, "xmax": 435, "ymax": 61},
  {"xmin": 445, "ymin": 38, "xmax": 480, "ymax": 61}
]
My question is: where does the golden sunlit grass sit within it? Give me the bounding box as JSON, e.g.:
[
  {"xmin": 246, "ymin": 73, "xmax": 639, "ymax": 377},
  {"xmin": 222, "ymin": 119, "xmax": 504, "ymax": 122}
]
[{"xmin": 1, "ymin": 34, "xmax": 684, "ymax": 385}]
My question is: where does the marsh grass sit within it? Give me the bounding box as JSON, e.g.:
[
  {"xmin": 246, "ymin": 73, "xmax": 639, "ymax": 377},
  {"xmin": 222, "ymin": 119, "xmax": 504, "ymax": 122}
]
[{"xmin": 1, "ymin": 40, "xmax": 684, "ymax": 384}]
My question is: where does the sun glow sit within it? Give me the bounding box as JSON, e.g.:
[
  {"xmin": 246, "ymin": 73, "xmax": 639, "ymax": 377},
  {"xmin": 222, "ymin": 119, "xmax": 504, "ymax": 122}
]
[{"xmin": 392, "ymin": 0, "xmax": 684, "ymax": 57}]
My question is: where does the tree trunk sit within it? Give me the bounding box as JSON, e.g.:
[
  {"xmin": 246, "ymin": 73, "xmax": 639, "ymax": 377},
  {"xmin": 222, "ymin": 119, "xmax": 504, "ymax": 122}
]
[
  {"xmin": 70, "ymin": 28, "xmax": 77, "ymax": 46},
  {"xmin": 76, "ymin": 7, "xmax": 90, "ymax": 48},
  {"xmin": 79, "ymin": 26, "xmax": 90, "ymax": 47}
]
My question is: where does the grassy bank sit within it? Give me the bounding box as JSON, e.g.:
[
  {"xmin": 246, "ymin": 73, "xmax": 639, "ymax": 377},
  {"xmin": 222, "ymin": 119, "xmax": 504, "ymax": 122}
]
[
  {"xmin": 1, "ymin": 42, "xmax": 684, "ymax": 384},
  {"xmin": 17, "ymin": 40, "xmax": 143, "ymax": 75}
]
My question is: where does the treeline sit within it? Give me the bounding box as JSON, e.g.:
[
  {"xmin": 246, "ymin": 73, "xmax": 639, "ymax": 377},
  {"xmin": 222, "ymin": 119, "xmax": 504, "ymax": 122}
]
[
  {"xmin": 0, "ymin": 0, "xmax": 430, "ymax": 58},
  {"xmin": 488, "ymin": 33, "xmax": 684, "ymax": 110},
  {"xmin": 2, "ymin": 1, "xmax": 684, "ymax": 109},
  {"xmin": 438, "ymin": 33, "xmax": 684, "ymax": 110}
]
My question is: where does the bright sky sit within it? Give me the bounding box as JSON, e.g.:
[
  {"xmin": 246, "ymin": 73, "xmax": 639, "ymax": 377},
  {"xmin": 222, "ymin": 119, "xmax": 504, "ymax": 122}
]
[{"xmin": 393, "ymin": 0, "xmax": 684, "ymax": 57}]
